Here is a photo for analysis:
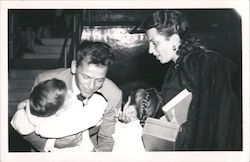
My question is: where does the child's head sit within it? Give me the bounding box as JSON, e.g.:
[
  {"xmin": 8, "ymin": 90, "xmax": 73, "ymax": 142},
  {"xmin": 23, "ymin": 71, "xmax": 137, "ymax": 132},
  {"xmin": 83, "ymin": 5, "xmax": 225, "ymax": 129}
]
[
  {"xmin": 129, "ymin": 87, "xmax": 162, "ymax": 127},
  {"xmin": 29, "ymin": 78, "xmax": 67, "ymax": 117}
]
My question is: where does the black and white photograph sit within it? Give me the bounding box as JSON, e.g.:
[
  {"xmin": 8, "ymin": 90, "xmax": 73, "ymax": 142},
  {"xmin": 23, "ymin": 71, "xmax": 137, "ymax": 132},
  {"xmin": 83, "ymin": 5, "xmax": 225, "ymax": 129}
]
[{"xmin": 1, "ymin": 0, "xmax": 249, "ymax": 162}]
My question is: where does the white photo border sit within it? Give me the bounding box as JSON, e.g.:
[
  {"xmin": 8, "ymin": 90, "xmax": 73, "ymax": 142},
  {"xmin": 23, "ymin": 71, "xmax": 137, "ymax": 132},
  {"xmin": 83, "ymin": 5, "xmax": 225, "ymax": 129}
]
[{"xmin": 1, "ymin": 0, "xmax": 249, "ymax": 162}]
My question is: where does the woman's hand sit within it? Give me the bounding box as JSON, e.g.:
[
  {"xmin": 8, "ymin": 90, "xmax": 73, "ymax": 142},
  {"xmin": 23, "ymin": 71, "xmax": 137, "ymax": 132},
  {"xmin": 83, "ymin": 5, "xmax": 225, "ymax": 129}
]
[
  {"xmin": 160, "ymin": 109, "xmax": 178, "ymax": 124},
  {"xmin": 170, "ymin": 109, "xmax": 178, "ymax": 124}
]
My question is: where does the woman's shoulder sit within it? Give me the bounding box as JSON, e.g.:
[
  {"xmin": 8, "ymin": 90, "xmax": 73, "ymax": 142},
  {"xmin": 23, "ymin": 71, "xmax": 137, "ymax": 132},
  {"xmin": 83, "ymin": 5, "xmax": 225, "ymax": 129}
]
[
  {"xmin": 180, "ymin": 48, "xmax": 222, "ymax": 67},
  {"xmin": 178, "ymin": 38, "xmax": 222, "ymax": 65},
  {"xmin": 185, "ymin": 47, "xmax": 217, "ymax": 57},
  {"xmin": 181, "ymin": 48, "xmax": 236, "ymax": 76}
]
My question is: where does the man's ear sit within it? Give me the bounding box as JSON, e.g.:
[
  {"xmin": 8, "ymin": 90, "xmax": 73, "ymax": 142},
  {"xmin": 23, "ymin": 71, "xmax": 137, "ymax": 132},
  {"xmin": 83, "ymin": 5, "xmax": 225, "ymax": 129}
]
[
  {"xmin": 169, "ymin": 33, "xmax": 181, "ymax": 46},
  {"xmin": 71, "ymin": 60, "xmax": 77, "ymax": 74}
]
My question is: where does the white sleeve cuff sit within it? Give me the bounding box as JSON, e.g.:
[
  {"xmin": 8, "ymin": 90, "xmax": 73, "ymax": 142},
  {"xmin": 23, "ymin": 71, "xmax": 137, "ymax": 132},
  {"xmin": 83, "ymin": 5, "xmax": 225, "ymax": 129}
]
[{"xmin": 44, "ymin": 139, "xmax": 56, "ymax": 152}]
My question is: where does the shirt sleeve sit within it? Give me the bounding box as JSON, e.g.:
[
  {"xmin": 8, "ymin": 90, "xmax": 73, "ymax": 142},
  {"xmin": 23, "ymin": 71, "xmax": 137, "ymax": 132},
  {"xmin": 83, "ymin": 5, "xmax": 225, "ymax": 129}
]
[
  {"xmin": 32, "ymin": 93, "xmax": 107, "ymax": 138},
  {"xmin": 10, "ymin": 108, "xmax": 35, "ymax": 135}
]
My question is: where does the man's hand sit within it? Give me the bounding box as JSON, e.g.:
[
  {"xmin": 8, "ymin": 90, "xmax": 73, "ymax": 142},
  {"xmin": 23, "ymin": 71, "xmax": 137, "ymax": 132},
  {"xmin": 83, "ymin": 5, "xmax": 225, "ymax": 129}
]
[{"xmin": 54, "ymin": 132, "xmax": 82, "ymax": 149}]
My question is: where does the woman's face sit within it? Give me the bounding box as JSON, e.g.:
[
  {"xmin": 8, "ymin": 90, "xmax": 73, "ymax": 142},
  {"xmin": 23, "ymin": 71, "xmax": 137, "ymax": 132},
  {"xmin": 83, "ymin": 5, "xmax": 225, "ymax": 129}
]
[{"xmin": 146, "ymin": 28, "xmax": 176, "ymax": 64}]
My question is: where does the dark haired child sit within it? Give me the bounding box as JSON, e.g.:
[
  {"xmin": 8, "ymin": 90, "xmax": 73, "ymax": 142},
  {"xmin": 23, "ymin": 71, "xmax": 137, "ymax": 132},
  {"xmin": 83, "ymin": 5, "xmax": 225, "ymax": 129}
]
[
  {"xmin": 112, "ymin": 87, "xmax": 162, "ymax": 152},
  {"xmin": 11, "ymin": 78, "xmax": 107, "ymax": 152}
]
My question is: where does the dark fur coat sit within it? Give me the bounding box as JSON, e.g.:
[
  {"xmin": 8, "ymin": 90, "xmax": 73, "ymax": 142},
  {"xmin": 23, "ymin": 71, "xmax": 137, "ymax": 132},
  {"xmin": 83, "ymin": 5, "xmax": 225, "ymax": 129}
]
[{"xmin": 160, "ymin": 39, "xmax": 242, "ymax": 150}]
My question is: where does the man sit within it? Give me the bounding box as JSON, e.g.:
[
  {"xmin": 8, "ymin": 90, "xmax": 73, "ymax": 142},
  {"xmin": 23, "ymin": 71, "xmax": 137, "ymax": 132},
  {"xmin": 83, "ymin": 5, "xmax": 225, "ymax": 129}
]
[{"xmin": 18, "ymin": 41, "xmax": 122, "ymax": 152}]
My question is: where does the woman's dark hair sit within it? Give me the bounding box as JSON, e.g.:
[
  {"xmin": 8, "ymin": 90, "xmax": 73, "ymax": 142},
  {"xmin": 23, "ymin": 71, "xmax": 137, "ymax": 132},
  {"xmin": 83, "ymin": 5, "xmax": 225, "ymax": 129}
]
[
  {"xmin": 76, "ymin": 40, "xmax": 115, "ymax": 67},
  {"xmin": 130, "ymin": 87, "xmax": 163, "ymax": 127},
  {"xmin": 132, "ymin": 10, "xmax": 191, "ymax": 41},
  {"xmin": 29, "ymin": 78, "xmax": 67, "ymax": 117}
]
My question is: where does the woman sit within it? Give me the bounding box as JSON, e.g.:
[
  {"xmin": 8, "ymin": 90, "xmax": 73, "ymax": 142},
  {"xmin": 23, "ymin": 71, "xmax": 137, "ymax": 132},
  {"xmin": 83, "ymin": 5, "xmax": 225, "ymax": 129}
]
[{"xmin": 128, "ymin": 10, "xmax": 241, "ymax": 150}]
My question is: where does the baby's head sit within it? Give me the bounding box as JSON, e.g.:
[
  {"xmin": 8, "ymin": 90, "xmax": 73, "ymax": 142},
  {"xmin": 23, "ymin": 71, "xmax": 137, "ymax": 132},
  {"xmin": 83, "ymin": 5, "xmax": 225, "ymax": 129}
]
[
  {"xmin": 29, "ymin": 78, "xmax": 67, "ymax": 117},
  {"xmin": 129, "ymin": 87, "xmax": 162, "ymax": 127}
]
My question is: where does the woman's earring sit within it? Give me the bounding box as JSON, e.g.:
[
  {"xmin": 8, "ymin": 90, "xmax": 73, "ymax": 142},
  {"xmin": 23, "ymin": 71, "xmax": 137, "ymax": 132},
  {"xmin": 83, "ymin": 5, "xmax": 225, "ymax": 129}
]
[{"xmin": 172, "ymin": 45, "xmax": 177, "ymax": 51}]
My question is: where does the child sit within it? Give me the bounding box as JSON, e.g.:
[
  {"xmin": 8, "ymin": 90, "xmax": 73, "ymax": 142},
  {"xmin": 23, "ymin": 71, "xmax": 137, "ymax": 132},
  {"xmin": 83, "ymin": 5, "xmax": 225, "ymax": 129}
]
[
  {"xmin": 11, "ymin": 78, "xmax": 107, "ymax": 152},
  {"xmin": 112, "ymin": 87, "xmax": 162, "ymax": 152}
]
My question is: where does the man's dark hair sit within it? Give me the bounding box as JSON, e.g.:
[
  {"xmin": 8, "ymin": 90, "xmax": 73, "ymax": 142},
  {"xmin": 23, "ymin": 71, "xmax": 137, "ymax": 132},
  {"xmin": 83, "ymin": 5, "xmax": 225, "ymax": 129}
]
[
  {"xmin": 76, "ymin": 40, "xmax": 115, "ymax": 67},
  {"xmin": 29, "ymin": 78, "xmax": 67, "ymax": 117}
]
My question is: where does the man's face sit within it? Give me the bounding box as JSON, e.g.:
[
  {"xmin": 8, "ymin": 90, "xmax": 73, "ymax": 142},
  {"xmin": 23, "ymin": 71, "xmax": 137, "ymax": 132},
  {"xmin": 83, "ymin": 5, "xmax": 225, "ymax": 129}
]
[{"xmin": 74, "ymin": 57, "xmax": 108, "ymax": 98}]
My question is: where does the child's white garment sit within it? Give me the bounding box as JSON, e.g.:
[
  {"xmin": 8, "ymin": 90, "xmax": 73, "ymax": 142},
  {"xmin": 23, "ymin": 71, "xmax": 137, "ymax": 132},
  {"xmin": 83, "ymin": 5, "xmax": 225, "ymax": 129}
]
[
  {"xmin": 11, "ymin": 93, "xmax": 107, "ymax": 152},
  {"xmin": 112, "ymin": 120, "xmax": 145, "ymax": 152}
]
